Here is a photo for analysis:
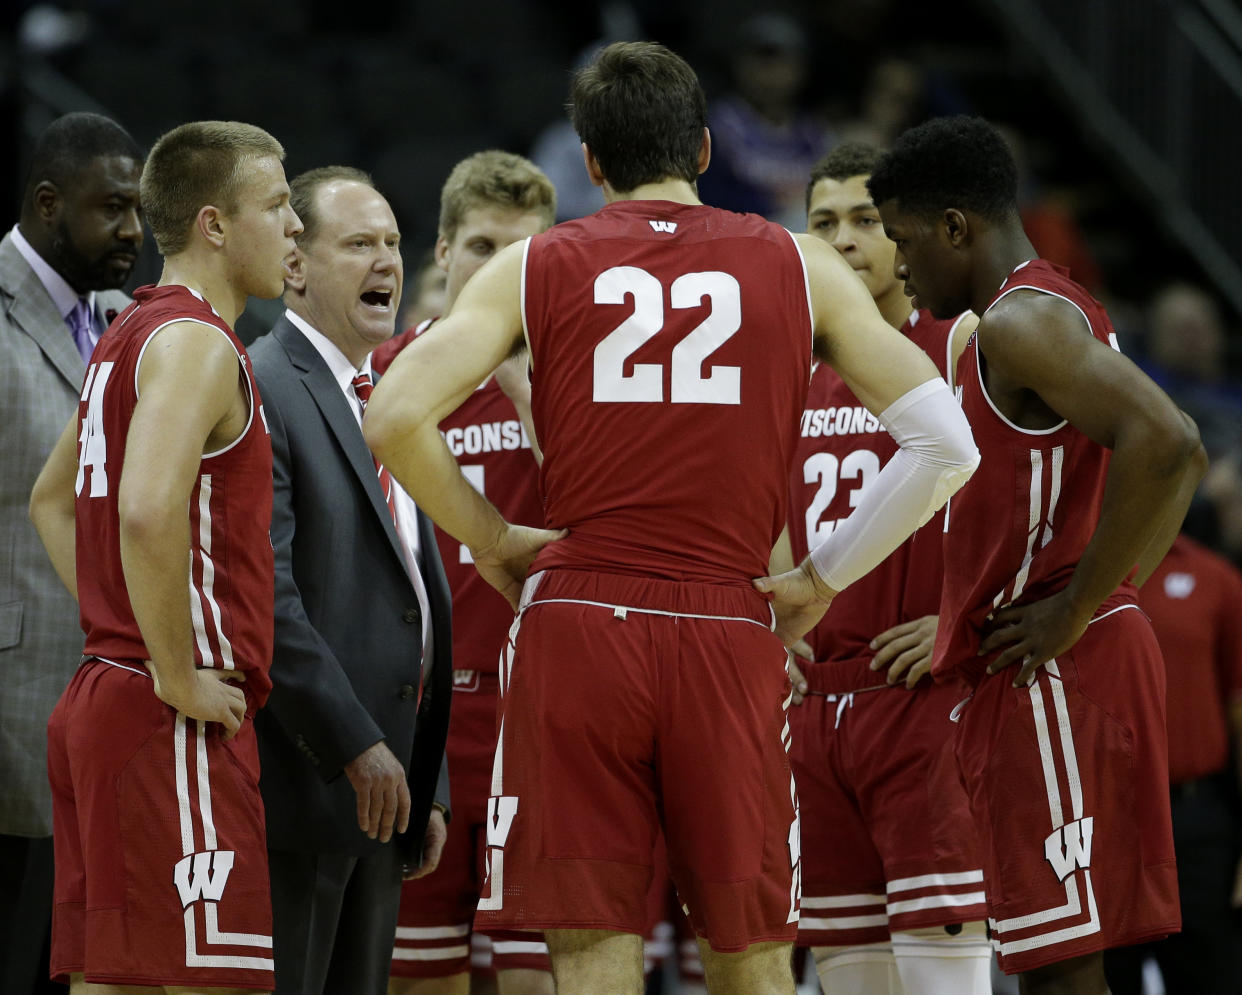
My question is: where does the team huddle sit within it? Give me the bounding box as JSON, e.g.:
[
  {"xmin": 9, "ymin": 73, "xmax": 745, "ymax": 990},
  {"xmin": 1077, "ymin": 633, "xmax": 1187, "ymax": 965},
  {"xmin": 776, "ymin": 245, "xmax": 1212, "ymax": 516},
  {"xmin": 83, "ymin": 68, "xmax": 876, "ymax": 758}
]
[{"xmin": 17, "ymin": 40, "xmax": 1205, "ymax": 995}]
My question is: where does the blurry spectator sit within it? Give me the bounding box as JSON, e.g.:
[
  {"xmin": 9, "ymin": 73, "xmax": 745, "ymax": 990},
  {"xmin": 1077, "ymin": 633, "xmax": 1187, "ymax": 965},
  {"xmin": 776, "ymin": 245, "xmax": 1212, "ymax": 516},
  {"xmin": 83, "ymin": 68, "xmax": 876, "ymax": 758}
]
[
  {"xmin": 399, "ymin": 248, "xmax": 448, "ymax": 332},
  {"xmin": 1141, "ymin": 283, "xmax": 1242, "ymax": 459},
  {"xmin": 697, "ymin": 13, "xmax": 832, "ymax": 227},
  {"xmin": 1104, "ymin": 532, "xmax": 1242, "ymax": 994},
  {"xmin": 837, "ymin": 58, "xmax": 929, "ymax": 149}
]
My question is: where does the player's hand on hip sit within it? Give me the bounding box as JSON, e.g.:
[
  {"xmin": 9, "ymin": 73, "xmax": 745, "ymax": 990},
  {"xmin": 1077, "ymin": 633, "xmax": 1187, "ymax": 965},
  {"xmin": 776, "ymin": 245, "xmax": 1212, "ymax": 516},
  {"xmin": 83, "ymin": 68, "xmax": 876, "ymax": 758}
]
[
  {"xmin": 754, "ymin": 561, "xmax": 837, "ymax": 648},
  {"xmin": 786, "ymin": 641, "xmax": 813, "ymax": 705},
  {"xmin": 472, "ymin": 523, "xmax": 568, "ymax": 610},
  {"xmin": 403, "ymin": 808, "xmax": 448, "ymax": 881},
  {"xmin": 147, "ymin": 664, "xmax": 248, "ymax": 740},
  {"xmin": 870, "ymin": 614, "xmax": 938, "ymax": 689},
  {"xmin": 344, "ymin": 741, "xmax": 411, "ymax": 843},
  {"xmin": 978, "ymin": 590, "xmax": 1092, "ymax": 687}
]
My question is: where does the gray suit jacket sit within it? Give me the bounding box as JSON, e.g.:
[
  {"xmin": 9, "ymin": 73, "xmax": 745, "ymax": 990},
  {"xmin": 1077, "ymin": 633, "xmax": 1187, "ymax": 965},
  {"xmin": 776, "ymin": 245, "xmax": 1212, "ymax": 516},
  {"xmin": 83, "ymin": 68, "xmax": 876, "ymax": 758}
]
[
  {"xmin": 0, "ymin": 231, "xmax": 129, "ymax": 837},
  {"xmin": 249, "ymin": 316, "xmax": 452, "ymax": 863}
]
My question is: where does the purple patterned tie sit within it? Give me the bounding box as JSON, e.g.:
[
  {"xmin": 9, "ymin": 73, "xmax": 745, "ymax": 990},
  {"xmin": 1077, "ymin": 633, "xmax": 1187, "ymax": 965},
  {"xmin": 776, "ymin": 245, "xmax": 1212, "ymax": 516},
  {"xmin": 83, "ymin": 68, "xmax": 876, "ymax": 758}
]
[{"xmin": 66, "ymin": 297, "xmax": 95, "ymax": 362}]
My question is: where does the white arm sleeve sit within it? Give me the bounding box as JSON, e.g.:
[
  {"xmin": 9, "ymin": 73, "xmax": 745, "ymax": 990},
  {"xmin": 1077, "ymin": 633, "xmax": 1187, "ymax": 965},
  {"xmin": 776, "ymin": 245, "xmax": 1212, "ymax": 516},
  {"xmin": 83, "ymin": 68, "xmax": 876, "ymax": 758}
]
[{"xmin": 808, "ymin": 378, "xmax": 979, "ymax": 592}]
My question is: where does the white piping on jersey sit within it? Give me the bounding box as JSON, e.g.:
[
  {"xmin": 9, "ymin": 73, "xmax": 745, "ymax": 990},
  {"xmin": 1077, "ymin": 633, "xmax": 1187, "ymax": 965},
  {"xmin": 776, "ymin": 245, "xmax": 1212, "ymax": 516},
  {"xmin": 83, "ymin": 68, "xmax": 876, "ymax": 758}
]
[
  {"xmin": 993, "ymin": 445, "xmax": 1064, "ymax": 609},
  {"xmin": 975, "ymin": 284, "xmax": 1103, "ymax": 436},
  {"xmin": 990, "ymin": 659, "xmax": 1101, "ymax": 955},
  {"xmin": 491, "ymin": 940, "xmax": 551, "ymax": 956},
  {"xmin": 132, "ymin": 314, "xmax": 256, "ymax": 459},
  {"xmin": 188, "ymin": 474, "xmax": 237, "ymax": 671},
  {"xmin": 802, "ymin": 893, "xmax": 887, "ymax": 910},
  {"xmin": 519, "ymin": 236, "xmax": 533, "ymax": 361},
  {"xmin": 520, "ymin": 596, "xmax": 776, "ymax": 631},
  {"xmin": 88, "ymin": 656, "xmax": 151, "ymax": 679},
  {"xmin": 783, "ymin": 228, "xmax": 816, "ymax": 360}
]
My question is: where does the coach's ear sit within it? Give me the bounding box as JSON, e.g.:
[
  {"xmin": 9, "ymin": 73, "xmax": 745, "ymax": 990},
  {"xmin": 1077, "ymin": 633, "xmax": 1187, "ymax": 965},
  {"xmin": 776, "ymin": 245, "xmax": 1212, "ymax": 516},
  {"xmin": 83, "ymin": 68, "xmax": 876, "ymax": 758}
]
[
  {"xmin": 284, "ymin": 246, "xmax": 307, "ymax": 293},
  {"xmin": 697, "ymin": 127, "xmax": 711, "ymax": 176}
]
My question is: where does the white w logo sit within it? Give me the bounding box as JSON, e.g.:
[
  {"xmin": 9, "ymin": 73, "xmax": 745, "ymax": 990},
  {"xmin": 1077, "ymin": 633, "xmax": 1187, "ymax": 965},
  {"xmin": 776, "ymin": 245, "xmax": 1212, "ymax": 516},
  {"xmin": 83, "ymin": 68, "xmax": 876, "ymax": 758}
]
[
  {"xmin": 1043, "ymin": 817, "xmax": 1094, "ymax": 882},
  {"xmin": 174, "ymin": 850, "xmax": 235, "ymax": 907},
  {"xmin": 648, "ymin": 220, "xmax": 677, "ymax": 234}
]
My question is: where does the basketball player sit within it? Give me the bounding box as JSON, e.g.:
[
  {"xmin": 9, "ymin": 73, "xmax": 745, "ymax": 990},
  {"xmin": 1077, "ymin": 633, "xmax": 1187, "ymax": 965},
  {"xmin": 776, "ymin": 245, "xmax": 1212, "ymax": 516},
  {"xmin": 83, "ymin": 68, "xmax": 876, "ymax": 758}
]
[
  {"xmin": 364, "ymin": 43, "xmax": 978, "ymax": 994},
  {"xmin": 29, "ymin": 121, "xmax": 302, "ymax": 993},
  {"xmin": 867, "ymin": 115, "xmax": 1206, "ymax": 994},
  {"xmin": 373, "ymin": 150, "xmax": 556, "ymax": 995},
  {"xmin": 781, "ymin": 142, "xmax": 991, "ymax": 993}
]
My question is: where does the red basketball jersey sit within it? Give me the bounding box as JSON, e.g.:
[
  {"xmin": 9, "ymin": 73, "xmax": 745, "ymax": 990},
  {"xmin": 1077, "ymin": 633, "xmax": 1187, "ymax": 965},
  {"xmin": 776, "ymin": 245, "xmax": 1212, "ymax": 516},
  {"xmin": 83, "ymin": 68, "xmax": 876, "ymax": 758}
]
[
  {"xmin": 788, "ymin": 310, "xmax": 965, "ymax": 691},
  {"xmin": 523, "ymin": 201, "xmax": 812, "ymax": 586},
  {"xmin": 373, "ymin": 322, "xmax": 543, "ymax": 674},
  {"xmin": 75, "ymin": 284, "xmax": 274, "ymax": 705},
  {"xmin": 1139, "ymin": 533, "xmax": 1242, "ymax": 783},
  {"xmin": 933, "ymin": 260, "xmax": 1134, "ymax": 682}
]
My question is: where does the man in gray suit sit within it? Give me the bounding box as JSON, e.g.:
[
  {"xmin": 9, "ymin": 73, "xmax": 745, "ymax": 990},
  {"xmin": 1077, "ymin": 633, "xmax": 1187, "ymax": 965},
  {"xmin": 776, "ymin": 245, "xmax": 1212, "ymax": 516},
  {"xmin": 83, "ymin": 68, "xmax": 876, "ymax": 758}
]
[
  {"xmin": 248, "ymin": 166, "xmax": 452, "ymax": 995},
  {"xmin": 0, "ymin": 112, "xmax": 142, "ymax": 995}
]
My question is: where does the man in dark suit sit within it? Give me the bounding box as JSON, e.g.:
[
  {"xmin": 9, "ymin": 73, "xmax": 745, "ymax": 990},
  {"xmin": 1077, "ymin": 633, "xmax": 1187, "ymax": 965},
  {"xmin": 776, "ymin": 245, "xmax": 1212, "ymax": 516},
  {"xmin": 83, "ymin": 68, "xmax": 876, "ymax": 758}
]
[
  {"xmin": 248, "ymin": 165, "xmax": 452, "ymax": 995},
  {"xmin": 1, "ymin": 112, "xmax": 142, "ymax": 995}
]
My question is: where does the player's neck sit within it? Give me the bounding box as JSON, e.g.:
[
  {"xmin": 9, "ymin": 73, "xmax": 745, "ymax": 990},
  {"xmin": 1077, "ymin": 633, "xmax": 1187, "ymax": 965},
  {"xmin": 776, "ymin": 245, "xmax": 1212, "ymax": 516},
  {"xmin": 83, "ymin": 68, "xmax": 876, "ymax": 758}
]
[
  {"xmin": 604, "ymin": 177, "xmax": 701, "ymax": 206},
  {"xmin": 972, "ymin": 224, "xmax": 1038, "ymax": 315},
  {"xmin": 877, "ymin": 284, "xmax": 913, "ymax": 330},
  {"xmin": 156, "ymin": 258, "xmax": 244, "ymax": 328}
]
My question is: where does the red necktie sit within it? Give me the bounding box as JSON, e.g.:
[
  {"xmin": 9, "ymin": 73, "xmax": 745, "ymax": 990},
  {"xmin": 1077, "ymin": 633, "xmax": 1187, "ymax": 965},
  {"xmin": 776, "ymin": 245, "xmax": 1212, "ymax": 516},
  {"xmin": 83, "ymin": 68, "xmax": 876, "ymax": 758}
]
[{"xmin": 351, "ymin": 372, "xmax": 399, "ymax": 529}]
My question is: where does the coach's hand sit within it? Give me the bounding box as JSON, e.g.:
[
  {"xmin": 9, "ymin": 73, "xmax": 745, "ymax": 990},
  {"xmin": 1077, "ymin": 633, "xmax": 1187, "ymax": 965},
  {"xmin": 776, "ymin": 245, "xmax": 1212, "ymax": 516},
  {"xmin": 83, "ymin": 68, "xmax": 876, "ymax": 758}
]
[
  {"xmin": 344, "ymin": 741, "xmax": 411, "ymax": 843},
  {"xmin": 754, "ymin": 561, "xmax": 837, "ymax": 648},
  {"xmin": 148, "ymin": 663, "xmax": 247, "ymax": 740},
  {"xmin": 472, "ymin": 523, "xmax": 567, "ymax": 610},
  {"xmin": 403, "ymin": 808, "xmax": 448, "ymax": 881},
  {"xmin": 870, "ymin": 615, "xmax": 938, "ymax": 689},
  {"xmin": 979, "ymin": 590, "xmax": 1092, "ymax": 687}
]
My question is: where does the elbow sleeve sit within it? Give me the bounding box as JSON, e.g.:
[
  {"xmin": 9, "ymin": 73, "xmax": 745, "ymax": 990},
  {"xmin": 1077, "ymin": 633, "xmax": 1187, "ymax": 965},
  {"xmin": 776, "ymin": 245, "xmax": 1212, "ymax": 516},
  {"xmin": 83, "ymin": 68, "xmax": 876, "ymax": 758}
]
[{"xmin": 808, "ymin": 378, "xmax": 979, "ymax": 593}]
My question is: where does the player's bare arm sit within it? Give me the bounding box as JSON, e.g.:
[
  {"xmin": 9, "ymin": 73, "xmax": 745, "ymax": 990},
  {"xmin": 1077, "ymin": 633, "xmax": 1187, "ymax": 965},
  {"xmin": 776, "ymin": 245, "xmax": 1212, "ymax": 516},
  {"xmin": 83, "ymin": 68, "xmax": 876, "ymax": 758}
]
[
  {"xmin": 975, "ymin": 291, "xmax": 1207, "ymax": 684},
  {"xmin": 365, "ymin": 241, "xmax": 565, "ymax": 608},
  {"xmin": 30, "ymin": 413, "xmax": 82, "ymax": 598},
  {"xmin": 756, "ymin": 234, "xmax": 978, "ymax": 645},
  {"xmin": 119, "ymin": 320, "xmax": 252, "ymax": 736}
]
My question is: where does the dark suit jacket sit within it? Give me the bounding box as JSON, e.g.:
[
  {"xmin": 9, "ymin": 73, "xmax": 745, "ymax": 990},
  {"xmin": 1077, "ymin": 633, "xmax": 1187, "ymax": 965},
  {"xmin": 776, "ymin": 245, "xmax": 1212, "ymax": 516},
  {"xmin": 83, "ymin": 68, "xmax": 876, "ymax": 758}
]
[{"xmin": 249, "ymin": 315, "xmax": 452, "ymax": 864}]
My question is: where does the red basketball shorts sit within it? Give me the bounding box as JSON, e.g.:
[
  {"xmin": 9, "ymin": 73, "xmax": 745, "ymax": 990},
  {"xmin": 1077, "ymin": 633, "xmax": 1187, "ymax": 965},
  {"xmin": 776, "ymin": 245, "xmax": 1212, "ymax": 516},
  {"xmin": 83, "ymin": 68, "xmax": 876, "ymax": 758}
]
[
  {"xmin": 952, "ymin": 604, "xmax": 1180, "ymax": 973},
  {"xmin": 390, "ymin": 674, "xmax": 551, "ymax": 977},
  {"xmin": 472, "ymin": 569, "xmax": 800, "ymax": 953},
  {"xmin": 792, "ymin": 680, "xmax": 988, "ymax": 948},
  {"xmin": 47, "ymin": 658, "xmax": 273, "ymax": 989}
]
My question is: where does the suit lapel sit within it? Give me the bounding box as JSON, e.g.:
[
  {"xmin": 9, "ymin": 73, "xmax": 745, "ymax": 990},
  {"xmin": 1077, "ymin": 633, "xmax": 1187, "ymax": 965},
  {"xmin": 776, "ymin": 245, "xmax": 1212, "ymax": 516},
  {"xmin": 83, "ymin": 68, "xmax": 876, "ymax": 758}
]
[
  {"xmin": 274, "ymin": 319, "xmax": 409, "ymax": 568},
  {"xmin": 0, "ymin": 235, "xmax": 85, "ymax": 390}
]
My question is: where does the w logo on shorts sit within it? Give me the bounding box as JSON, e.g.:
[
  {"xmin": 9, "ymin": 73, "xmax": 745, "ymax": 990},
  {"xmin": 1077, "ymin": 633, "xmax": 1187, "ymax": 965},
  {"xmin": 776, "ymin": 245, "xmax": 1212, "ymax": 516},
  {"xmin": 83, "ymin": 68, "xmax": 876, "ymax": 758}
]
[
  {"xmin": 174, "ymin": 850, "xmax": 235, "ymax": 907},
  {"xmin": 1043, "ymin": 817, "xmax": 1094, "ymax": 883}
]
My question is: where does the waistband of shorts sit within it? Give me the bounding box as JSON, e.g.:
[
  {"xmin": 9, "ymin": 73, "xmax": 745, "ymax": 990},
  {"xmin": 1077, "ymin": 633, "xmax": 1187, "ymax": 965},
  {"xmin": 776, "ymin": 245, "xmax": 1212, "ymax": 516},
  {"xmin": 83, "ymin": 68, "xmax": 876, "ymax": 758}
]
[
  {"xmin": 801, "ymin": 657, "xmax": 889, "ymax": 695},
  {"xmin": 519, "ymin": 568, "xmax": 775, "ymax": 628}
]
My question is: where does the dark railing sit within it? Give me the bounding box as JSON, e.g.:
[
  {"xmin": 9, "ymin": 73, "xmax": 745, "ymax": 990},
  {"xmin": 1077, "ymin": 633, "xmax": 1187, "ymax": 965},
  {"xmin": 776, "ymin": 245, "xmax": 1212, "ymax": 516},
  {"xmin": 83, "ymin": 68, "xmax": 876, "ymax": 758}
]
[{"xmin": 979, "ymin": 0, "xmax": 1242, "ymax": 315}]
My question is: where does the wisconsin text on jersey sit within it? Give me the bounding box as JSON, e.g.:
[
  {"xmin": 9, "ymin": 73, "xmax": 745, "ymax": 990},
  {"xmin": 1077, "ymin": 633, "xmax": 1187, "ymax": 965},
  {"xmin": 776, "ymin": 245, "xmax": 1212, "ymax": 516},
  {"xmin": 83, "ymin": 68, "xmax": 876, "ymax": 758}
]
[
  {"xmin": 799, "ymin": 405, "xmax": 882, "ymax": 438},
  {"xmin": 441, "ymin": 419, "xmax": 532, "ymax": 457}
]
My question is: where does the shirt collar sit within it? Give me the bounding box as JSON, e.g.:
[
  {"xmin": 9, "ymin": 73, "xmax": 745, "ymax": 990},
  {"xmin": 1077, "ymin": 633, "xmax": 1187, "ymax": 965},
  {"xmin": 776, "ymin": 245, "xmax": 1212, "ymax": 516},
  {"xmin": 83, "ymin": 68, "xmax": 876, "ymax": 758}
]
[
  {"xmin": 10, "ymin": 225, "xmax": 96, "ymax": 321},
  {"xmin": 284, "ymin": 308, "xmax": 372, "ymax": 395}
]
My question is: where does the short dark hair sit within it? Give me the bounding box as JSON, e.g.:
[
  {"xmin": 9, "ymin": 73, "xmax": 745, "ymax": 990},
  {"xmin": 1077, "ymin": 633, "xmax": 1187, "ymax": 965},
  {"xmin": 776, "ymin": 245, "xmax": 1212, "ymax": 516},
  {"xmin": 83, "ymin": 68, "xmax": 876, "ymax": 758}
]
[
  {"xmin": 867, "ymin": 116, "xmax": 1018, "ymax": 221},
  {"xmin": 289, "ymin": 165, "xmax": 375, "ymax": 246},
  {"xmin": 141, "ymin": 120, "xmax": 284, "ymax": 255},
  {"xmin": 23, "ymin": 112, "xmax": 141, "ymax": 204},
  {"xmin": 805, "ymin": 142, "xmax": 884, "ymax": 213},
  {"xmin": 569, "ymin": 41, "xmax": 707, "ymax": 194}
]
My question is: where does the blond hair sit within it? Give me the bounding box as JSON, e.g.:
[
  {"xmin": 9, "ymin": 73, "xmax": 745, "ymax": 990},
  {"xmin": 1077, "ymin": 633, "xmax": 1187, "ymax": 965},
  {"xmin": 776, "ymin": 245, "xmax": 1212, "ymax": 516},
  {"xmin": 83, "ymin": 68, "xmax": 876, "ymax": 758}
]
[
  {"xmin": 141, "ymin": 121, "xmax": 284, "ymax": 255},
  {"xmin": 439, "ymin": 151, "xmax": 556, "ymax": 243}
]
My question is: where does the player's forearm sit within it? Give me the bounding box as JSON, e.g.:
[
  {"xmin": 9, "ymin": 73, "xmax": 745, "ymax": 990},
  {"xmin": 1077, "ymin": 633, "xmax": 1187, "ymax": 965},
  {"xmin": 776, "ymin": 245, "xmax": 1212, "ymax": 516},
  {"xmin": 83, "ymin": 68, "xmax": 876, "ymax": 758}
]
[
  {"xmin": 1065, "ymin": 416, "xmax": 1205, "ymax": 615},
  {"xmin": 118, "ymin": 502, "xmax": 198, "ymax": 693},
  {"xmin": 809, "ymin": 379, "xmax": 978, "ymax": 592},
  {"xmin": 29, "ymin": 487, "xmax": 78, "ymax": 599},
  {"xmin": 368, "ymin": 416, "xmax": 509, "ymax": 556}
]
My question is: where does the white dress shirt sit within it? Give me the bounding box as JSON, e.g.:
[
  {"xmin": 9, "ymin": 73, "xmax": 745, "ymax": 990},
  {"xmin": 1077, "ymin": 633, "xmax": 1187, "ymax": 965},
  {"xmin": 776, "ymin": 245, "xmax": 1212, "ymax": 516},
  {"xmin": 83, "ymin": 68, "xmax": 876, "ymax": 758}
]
[{"xmin": 285, "ymin": 309, "xmax": 435, "ymax": 670}]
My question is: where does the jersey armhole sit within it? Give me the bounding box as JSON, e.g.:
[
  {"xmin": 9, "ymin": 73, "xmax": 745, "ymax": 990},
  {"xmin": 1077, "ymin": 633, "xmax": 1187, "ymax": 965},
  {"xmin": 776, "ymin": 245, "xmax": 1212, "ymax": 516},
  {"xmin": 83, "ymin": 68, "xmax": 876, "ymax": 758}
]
[
  {"xmin": 783, "ymin": 229, "xmax": 815, "ymax": 360},
  {"xmin": 519, "ymin": 236, "xmax": 534, "ymax": 370},
  {"xmin": 945, "ymin": 311, "xmax": 971, "ymax": 388},
  {"xmin": 133, "ymin": 318, "xmax": 255, "ymax": 459}
]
